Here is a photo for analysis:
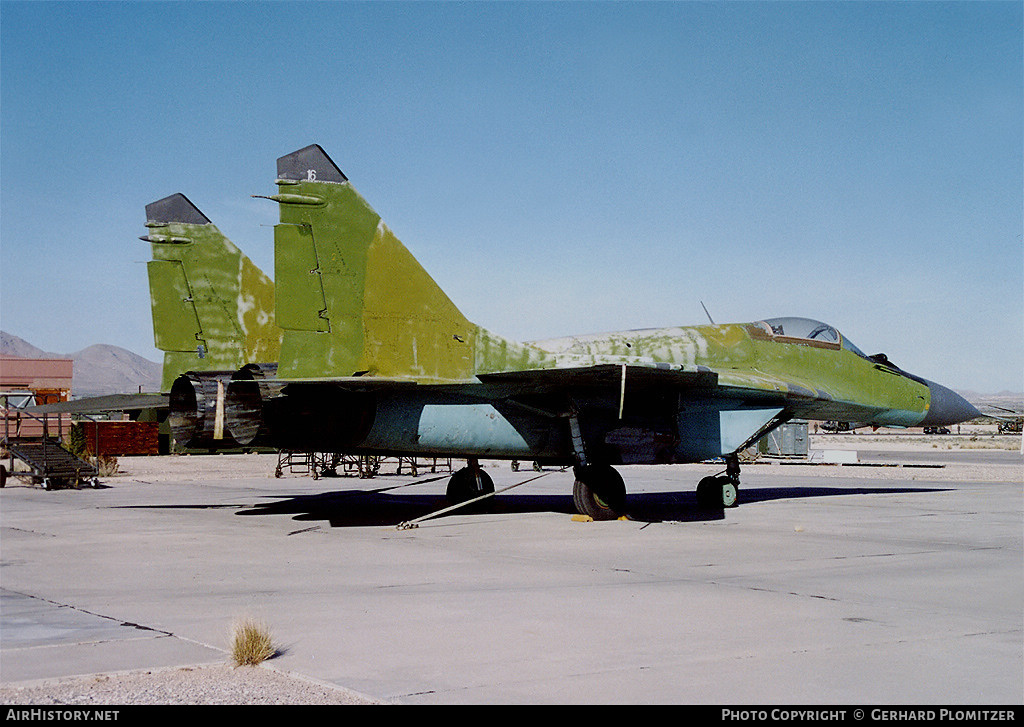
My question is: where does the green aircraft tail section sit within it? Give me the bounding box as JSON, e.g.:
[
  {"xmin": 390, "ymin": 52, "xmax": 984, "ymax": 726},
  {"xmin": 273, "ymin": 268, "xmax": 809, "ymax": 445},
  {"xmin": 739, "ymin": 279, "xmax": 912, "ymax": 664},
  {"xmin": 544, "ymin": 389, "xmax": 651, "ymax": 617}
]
[
  {"xmin": 143, "ymin": 193, "xmax": 281, "ymax": 392},
  {"xmin": 266, "ymin": 145, "xmax": 553, "ymax": 382}
]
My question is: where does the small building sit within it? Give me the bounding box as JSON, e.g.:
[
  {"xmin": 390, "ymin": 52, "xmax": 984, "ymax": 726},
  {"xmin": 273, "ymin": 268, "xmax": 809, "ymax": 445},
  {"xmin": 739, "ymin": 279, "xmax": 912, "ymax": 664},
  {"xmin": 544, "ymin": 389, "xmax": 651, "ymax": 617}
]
[
  {"xmin": 0, "ymin": 354, "xmax": 72, "ymax": 438},
  {"xmin": 2, "ymin": 354, "xmax": 161, "ymax": 458}
]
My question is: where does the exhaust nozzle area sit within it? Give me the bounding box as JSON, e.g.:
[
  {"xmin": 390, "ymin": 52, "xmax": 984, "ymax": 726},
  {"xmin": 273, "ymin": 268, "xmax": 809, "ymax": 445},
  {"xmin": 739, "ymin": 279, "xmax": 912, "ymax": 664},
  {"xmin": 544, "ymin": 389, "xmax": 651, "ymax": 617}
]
[
  {"xmin": 168, "ymin": 371, "xmax": 238, "ymax": 450},
  {"xmin": 225, "ymin": 363, "xmax": 283, "ymax": 447},
  {"xmin": 225, "ymin": 373, "xmax": 377, "ymax": 453}
]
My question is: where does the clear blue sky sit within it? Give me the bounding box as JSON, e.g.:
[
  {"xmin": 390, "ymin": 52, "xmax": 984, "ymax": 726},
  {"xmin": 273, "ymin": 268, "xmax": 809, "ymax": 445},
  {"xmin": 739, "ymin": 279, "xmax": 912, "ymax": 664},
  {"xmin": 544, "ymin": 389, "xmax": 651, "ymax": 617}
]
[{"xmin": 2, "ymin": 1, "xmax": 1021, "ymax": 393}]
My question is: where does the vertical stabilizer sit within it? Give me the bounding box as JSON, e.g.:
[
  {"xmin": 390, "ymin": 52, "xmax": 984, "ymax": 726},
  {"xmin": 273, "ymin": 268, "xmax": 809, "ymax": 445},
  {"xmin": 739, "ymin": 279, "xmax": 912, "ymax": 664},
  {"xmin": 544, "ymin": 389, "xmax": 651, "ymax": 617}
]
[
  {"xmin": 266, "ymin": 145, "xmax": 552, "ymax": 381},
  {"xmin": 143, "ymin": 194, "xmax": 281, "ymax": 392}
]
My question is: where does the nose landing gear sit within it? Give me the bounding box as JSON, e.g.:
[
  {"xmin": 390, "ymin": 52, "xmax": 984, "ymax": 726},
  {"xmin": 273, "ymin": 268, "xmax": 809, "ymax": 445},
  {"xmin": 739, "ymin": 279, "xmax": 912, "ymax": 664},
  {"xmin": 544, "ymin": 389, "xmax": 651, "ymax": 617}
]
[{"xmin": 696, "ymin": 454, "xmax": 741, "ymax": 509}]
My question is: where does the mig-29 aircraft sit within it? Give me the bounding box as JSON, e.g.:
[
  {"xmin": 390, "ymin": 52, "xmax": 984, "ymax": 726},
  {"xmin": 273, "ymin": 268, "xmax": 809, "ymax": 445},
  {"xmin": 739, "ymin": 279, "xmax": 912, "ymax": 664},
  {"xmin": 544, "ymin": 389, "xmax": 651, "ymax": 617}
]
[{"xmin": 168, "ymin": 143, "xmax": 979, "ymax": 520}]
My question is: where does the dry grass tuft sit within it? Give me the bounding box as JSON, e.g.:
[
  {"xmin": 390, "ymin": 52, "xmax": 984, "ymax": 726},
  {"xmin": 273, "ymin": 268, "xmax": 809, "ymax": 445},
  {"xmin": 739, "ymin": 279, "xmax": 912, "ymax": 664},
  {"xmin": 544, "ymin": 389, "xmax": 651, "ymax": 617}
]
[
  {"xmin": 230, "ymin": 617, "xmax": 276, "ymax": 667},
  {"xmin": 94, "ymin": 455, "xmax": 119, "ymax": 477}
]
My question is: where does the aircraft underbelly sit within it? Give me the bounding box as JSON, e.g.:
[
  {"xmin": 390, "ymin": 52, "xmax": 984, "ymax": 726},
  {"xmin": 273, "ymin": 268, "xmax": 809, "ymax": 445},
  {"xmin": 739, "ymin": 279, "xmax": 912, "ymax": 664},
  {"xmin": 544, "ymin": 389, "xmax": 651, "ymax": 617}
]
[
  {"xmin": 789, "ymin": 400, "xmax": 922, "ymax": 428},
  {"xmin": 415, "ymin": 403, "xmax": 533, "ymax": 455},
  {"xmin": 359, "ymin": 398, "xmax": 559, "ymax": 458},
  {"xmin": 356, "ymin": 393, "xmax": 787, "ymax": 464},
  {"xmin": 675, "ymin": 405, "xmax": 784, "ymax": 461}
]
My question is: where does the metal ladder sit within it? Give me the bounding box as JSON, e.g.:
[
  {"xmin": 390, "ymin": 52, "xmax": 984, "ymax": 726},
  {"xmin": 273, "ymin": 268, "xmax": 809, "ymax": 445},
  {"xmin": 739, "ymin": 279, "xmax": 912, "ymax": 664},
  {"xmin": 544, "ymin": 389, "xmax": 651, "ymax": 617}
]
[{"xmin": 1, "ymin": 396, "xmax": 99, "ymax": 489}]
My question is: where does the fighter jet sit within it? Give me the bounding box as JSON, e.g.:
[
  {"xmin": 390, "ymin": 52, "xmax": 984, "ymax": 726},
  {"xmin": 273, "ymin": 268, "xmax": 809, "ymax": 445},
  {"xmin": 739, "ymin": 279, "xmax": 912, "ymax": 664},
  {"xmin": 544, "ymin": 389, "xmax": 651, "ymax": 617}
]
[{"xmin": 197, "ymin": 144, "xmax": 983, "ymax": 518}]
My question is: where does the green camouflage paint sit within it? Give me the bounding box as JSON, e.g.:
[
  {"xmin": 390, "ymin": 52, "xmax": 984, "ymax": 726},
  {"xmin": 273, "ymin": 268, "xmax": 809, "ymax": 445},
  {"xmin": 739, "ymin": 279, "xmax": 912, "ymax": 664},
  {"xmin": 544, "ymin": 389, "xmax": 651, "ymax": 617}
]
[
  {"xmin": 269, "ymin": 176, "xmax": 556, "ymax": 382},
  {"xmin": 534, "ymin": 323, "xmax": 928, "ymax": 425},
  {"xmin": 144, "ymin": 198, "xmax": 280, "ymax": 392},
  {"xmin": 264, "ymin": 147, "xmax": 932, "ymax": 427}
]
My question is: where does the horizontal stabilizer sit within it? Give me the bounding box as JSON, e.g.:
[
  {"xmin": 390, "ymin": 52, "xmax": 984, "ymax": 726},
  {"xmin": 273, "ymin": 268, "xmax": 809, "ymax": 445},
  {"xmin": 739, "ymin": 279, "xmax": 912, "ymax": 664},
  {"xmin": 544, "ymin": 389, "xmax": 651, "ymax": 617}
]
[{"xmin": 24, "ymin": 393, "xmax": 169, "ymax": 415}]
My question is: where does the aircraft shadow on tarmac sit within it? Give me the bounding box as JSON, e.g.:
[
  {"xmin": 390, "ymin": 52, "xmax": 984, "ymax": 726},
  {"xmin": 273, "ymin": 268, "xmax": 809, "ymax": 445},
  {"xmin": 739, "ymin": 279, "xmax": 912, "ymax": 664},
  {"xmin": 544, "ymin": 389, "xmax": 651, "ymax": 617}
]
[{"xmin": 231, "ymin": 483, "xmax": 951, "ymax": 529}]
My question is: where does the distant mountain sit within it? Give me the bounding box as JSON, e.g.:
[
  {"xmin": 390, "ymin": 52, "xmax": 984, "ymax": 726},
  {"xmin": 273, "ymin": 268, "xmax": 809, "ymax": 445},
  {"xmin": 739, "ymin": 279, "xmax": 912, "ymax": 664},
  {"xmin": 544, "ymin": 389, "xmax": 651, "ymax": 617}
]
[
  {"xmin": 0, "ymin": 331, "xmax": 50, "ymax": 359},
  {"xmin": 69, "ymin": 344, "xmax": 163, "ymax": 397},
  {"xmin": 0, "ymin": 331, "xmax": 162, "ymax": 397},
  {"xmin": 963, "ymin": 391, "xmax": 1024, "ymax": 417}
]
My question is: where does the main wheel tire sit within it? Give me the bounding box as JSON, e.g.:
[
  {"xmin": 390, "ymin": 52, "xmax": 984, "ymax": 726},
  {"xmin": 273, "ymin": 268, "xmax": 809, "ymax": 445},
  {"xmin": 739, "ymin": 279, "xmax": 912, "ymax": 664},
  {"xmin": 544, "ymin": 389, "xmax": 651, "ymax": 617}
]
[
  {"xmin": 573, "ymin": 464, "xmax": 626, "ymax": 520},
  {"xmin": 446, "ymin": 467, "xmax": 495, "ymax": 506}
]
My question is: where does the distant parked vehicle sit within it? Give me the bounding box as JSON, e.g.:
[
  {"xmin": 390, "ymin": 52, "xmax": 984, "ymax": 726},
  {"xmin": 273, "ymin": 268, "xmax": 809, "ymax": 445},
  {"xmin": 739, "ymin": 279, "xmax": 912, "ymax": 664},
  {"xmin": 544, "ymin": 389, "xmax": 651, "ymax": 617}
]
[
  {"xmin": 997, "ymin": 418, "xmax": 1022, "ymax": 434},
  {"xmin": 923, "ymin": 426, "xmax": 951, "ymax": 434}
]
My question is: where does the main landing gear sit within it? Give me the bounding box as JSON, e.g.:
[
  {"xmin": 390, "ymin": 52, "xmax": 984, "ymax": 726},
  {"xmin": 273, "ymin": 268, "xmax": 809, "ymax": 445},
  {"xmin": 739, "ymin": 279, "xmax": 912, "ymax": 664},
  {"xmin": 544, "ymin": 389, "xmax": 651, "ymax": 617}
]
[
  {"xmin": 695, "ymin": 454, "xmax": 741, "ymax": 509},
  {"xmin": 441, "ymin": 453, "xmax": 743, "ymax": 520},
  {"xmin": 573, "ymin": 464, "xmax": 627, "ymax": 521},
  {"xmin": 445, "ymin": 458, "xmax": 495, "ymax": 506},
  {"xmin": 574, "ymin": 453, "xmax": 743, "ymax": 520}
]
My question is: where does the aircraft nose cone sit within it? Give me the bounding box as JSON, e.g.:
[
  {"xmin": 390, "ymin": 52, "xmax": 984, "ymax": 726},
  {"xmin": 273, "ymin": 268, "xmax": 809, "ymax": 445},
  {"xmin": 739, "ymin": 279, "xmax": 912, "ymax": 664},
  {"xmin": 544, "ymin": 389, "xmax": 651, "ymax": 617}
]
[{"xmin": 919, "ymin": 380, "xmax": 981, "ymax": 426}]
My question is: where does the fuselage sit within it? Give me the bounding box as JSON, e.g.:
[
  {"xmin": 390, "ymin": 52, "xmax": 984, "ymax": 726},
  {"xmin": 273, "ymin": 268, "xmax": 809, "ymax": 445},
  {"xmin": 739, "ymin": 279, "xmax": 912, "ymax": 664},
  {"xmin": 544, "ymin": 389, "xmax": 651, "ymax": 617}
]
[
  {"xmin": 212, "ymin": 316, "xmax": 977, "ymax": 464},
  {"xmin": 330, "ymin": 318, "xmax": 977, "ymax": 464},
  {"xmin": 531, "ymin": 318, "xmax": 939, "ymax": 428}
]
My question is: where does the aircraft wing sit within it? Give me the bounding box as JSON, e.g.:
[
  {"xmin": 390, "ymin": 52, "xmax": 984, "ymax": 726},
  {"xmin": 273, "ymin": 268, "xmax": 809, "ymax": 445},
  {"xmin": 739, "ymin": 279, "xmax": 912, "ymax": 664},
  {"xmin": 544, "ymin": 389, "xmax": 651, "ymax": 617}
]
[
  {"xmin": 478, "ymin": 363, "xmax": 815, "ymax": 400},
  {"xmin": 477, "ymin": 363, "xmax": 718, "ymax": 390},
  {"xmin": 273, "ymin": 361, "xmax": 816, "ymax": 407}
]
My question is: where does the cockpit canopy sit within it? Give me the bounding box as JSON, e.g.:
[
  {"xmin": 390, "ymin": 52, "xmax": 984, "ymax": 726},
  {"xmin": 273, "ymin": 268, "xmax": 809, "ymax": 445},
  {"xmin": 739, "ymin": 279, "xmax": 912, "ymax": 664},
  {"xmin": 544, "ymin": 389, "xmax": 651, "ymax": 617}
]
[{"xmin": 757, "ymin": 317, "xmax": 868, "ymax": 359}]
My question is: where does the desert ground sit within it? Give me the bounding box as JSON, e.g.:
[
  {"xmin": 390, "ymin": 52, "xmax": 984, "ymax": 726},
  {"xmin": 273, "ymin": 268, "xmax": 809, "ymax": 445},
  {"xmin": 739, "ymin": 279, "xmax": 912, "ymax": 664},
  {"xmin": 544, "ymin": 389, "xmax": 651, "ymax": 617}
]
[{"xmin": 1, "ymin": 425, "xmax": 1020, "ymax": 705}]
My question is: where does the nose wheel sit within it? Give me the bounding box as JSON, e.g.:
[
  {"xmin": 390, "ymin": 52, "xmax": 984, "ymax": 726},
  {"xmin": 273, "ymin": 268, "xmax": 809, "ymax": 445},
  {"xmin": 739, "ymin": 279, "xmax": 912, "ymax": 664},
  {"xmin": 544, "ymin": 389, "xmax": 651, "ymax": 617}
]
[
  {"xmin": 696, "ymin": 454, "xmax": 741, "ymax": 509},
  {"xmin": 696, "ymin": 475, "xmax": 738, "ymax": 508}
]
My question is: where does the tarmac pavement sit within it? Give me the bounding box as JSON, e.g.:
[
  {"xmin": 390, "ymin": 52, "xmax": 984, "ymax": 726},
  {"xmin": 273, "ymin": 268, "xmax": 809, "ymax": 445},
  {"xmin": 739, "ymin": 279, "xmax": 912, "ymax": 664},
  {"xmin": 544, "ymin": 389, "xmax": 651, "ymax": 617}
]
[{"xmin": 1, "ymin": 447, "xmax": 1021, "ymax": 704}]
